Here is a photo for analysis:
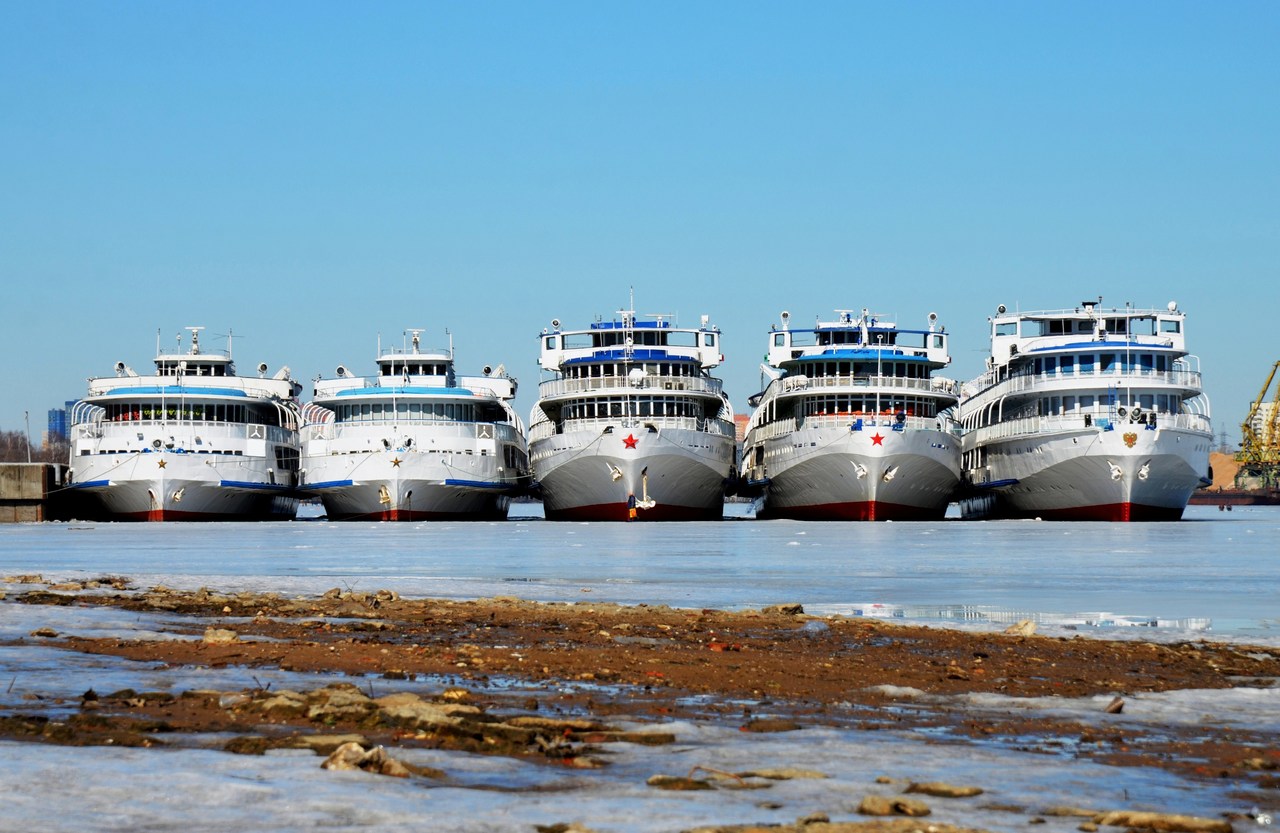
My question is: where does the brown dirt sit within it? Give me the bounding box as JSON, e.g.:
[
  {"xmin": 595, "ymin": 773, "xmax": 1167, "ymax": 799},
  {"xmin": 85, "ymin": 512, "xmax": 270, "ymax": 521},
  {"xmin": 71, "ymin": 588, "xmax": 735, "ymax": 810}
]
[{"xmin": 6, "ymin": 580, "xmax": 1280, "ymax": 817}]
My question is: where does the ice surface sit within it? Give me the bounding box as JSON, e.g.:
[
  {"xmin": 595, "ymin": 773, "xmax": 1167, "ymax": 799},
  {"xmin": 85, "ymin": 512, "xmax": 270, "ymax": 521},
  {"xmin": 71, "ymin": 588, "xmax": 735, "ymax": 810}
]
[{"xmin": 0, "ymin": 506, "xmax": 1277, "ymax": 830}]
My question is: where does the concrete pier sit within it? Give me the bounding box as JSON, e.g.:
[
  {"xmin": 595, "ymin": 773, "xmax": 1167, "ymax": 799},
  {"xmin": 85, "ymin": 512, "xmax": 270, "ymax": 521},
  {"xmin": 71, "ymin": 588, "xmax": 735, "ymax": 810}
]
[{"xmin": 0, "ymin": 463, "xmax": 72, "ymax": 522}]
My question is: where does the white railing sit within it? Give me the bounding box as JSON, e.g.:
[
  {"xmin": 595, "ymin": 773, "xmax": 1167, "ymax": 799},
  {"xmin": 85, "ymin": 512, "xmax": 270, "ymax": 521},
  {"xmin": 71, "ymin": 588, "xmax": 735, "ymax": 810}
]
[
  {"xmin": 964, "ymin": 368, "xmax": 1203, "ymax": 409},
  {"xmin": 302, "ymin": 421, "xmax": 521, "ymax": 444},
  {"xmin": 528, "ymin": 415, "xmax": 734, "ymax": 443},
  {"xmin": 961, "ymin": 411, "xmax": 1213, "ymax": 446},
  {"xmin": 537, "ymin": 374, "xmax": 723, "ymax": 399},
  {"xmin": 86, "ymin": 420, "xmax": 296, "ymax": 446},
  {"xmin": 86, "ymin": 376, "xmax": 296, "ymax": 402},
  {"xmin": 775, "ymin": 374, "xmax": 960, "ymax": 397},
  {"xmin": 745, "ymin": 413, "xmax": 952, "ymax": 443}
]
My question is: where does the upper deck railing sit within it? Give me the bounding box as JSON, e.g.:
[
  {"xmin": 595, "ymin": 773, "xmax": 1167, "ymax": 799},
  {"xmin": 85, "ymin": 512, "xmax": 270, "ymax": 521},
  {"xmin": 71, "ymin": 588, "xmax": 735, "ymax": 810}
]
[
  {"xmin": 963, "ymin": 367, "xmax": 1203, "ymax": 410},
  {"xmin": 537, "ymin": 373, "xmax": 724, "ymax": 399},
  {"xmin": 770, "ymin": 373, "xmax": 960, "ymax": 398},
  {"xmin": 301, "ymin": 420, "xmax": 522, "ymax": 444},
  {"xmin": 744, "ymin": 413, "xmax": 954, "ymax": 444},
  {"xmin": 528, "ymin": 414, "xmax": 734, "ymax": 443},
  {"xmin": 960, "ymin": 411, "xmax": 1213, "ymax": 446}
]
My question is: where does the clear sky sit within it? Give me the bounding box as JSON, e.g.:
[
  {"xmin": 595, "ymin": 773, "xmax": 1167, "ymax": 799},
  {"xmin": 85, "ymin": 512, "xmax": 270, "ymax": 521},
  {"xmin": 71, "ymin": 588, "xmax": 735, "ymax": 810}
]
[{"xmin": 2, "ymin": 1, "xmax": 1276, "ymax": 446}]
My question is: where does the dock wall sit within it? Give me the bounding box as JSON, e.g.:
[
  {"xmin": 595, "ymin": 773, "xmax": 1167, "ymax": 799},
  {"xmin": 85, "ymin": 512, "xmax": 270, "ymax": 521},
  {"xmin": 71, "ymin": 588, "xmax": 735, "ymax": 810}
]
[{"xmin": 0, "ymin": 463, "xmax": 72, "ymax": 522}]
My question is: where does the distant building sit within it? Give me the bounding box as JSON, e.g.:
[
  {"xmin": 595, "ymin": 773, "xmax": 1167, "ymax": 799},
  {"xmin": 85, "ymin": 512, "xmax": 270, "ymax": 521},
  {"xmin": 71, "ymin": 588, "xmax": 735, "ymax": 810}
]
[
  {"xmin": 734, "ymin": 414, "xmax": 750, "ymax": 443},
  {"xmin": 45, "ymin": 401, "xmax": 75, "ymax": 447},
  {"xmin": 1247, "ymin": 401, "xmax": 1279, "ymax": 437}
]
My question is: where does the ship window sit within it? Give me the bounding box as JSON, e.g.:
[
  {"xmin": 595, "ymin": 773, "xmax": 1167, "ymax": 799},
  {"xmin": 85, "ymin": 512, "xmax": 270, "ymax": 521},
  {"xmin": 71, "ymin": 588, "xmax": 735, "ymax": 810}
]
[
  {"xmin": 996, "ymin": 322, "xmax": 1017, "ymax": 336},
  {"xmin": 1033, "ymin": 359, "xmax": 1042, "ymax": 374},
  {"xmin": 397, "ymin": 402, "xmax": 408, "ymax": 415},
  {"xmin": 773, "ymin": 333, "xmax": 786, "ymax": 347},
  {"xmin": 705, "ymin": 333, "xmax": 716, "ymax": 347},
  {"xmin": 545, "ymin": 336, "xmax": 556, "ymax": 349},
  {"xmin": 1161, "ymin": 319, "xmax": 1181, "ymax": 334},
  {"xmin": 1140, "ymin": 394, "xmax": 1154, "ymax": 410},
  {"xmin": 1045, "ymin": 357, "xmax": 1056, "ymax": 374},
  {"xmin": 1100, "ymin": 354, "xmax": 1115, "ymax": 372},
  {"xmin": 1060, "ymin": 356, "xmax": 1074, "ymax": 374},
  {"xmin": 1079, "ymin": 354, "xmax": 1094, "ymax": 373}
]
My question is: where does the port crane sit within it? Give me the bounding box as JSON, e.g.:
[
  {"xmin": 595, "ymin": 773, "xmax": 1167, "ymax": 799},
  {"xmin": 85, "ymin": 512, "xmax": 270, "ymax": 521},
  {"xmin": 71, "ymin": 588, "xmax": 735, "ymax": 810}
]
[{"xmin": 1235, "ymin": 361, "xmax": 1280, "ymax": 489}]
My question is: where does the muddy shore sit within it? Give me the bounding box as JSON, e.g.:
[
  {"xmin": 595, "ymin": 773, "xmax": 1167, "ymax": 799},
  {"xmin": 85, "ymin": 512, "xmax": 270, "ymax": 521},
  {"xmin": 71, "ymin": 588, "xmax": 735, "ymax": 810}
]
[{"xmin": 4, "ymin": 577, "xmax": 1279, "ymax": 831}]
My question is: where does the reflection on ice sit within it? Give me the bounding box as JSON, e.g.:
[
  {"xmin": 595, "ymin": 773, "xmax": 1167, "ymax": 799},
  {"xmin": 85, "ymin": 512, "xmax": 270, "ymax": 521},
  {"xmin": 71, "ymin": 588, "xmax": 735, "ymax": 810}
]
[{"xmin": 810, "ymin": 602, "xmax": 1213, "ymax": 633}]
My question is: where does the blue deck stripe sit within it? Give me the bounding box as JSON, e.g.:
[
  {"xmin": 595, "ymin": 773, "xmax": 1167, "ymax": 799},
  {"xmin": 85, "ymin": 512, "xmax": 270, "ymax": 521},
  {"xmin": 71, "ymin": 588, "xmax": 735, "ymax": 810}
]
[{"xmin": 303, "ymin": 480, "xmax": 355, "ymax": 490}]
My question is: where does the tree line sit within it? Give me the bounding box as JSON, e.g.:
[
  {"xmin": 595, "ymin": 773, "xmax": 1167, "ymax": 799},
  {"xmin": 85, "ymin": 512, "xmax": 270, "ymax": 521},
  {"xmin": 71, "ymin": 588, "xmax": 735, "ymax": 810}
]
[{"xmin": 0, "ymin": 430, "xmax": 69, "ymax": 464}]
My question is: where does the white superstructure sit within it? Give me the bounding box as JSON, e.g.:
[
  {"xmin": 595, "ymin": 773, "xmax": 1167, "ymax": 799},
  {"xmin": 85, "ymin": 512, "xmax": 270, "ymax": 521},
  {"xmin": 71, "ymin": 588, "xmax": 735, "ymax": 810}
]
[
  {"xmin": 958, "ymin": 300, "xmax": 1213, "ymax": 520},
  {"xmin": 529, "ymin": 306, "xmax": 736, "ymax": 521},
  {"xmin": 300, "ymin": 330, "xmax": 528, "ymax": 521},
  {"xmin": 67, "ymin": 327, "xmax": 302, "ymax": 521},
  {"xmin": 740, "ymin": 309, "xmax": 961, "ymax": 520}
]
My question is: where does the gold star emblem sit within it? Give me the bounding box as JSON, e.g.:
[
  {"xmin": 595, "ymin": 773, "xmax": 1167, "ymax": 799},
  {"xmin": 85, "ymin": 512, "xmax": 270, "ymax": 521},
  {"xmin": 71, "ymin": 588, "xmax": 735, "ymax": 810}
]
[
  {"xmin": 391, "ymin": 457, "xmax": 402, "ymax": 467},
  {"xmin": 157, "ymin": 459, "xmax": 167, "ymax": 468}
]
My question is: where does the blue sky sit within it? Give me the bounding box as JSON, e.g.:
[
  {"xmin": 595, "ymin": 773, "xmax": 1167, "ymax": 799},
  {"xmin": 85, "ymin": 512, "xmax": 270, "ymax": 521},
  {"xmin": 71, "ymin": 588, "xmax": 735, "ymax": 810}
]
[{"xmin": 2, "ymin": 1, "xmax": 1276, "ymax": 445}]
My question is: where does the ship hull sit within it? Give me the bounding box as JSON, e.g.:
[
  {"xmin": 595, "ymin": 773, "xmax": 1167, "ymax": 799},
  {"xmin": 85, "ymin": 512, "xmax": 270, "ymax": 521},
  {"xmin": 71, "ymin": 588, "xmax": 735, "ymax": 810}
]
[
  {"xmin": 302, "ymin": 451, "xmax": 515, "ymax": 521},
  {"xmin": 532, "ymin": 426, "xmax": 733, "ymax": 521},
  {"xmin": 963, "ymin": 425, "xmax": 1210, "ymax": 521},
  {"xmin": 749, "ymin": 426, "xmax": 960, "ymax": 521},
  {"xmin": 69, "ymin": 453, "xmax": 297, "ymax": 522}
]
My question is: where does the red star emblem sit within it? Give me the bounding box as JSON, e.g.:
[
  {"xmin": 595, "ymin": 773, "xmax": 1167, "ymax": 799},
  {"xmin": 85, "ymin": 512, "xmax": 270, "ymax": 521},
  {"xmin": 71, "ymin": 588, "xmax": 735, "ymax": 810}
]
[
  {"xmin": 870, "ymin": 433, "xmax": 884, "ymax": 446},
  {"xmin": 623, "ymin": 434, "xmax": 638, "ymax": 449}
]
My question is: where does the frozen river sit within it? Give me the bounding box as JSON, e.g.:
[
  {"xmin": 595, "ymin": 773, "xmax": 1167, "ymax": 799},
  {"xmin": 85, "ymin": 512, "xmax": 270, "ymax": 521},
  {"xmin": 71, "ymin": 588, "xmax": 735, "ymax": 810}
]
[{"xmin": 1, "ymin": 505, "xmax": 1278, "ymax": 831}]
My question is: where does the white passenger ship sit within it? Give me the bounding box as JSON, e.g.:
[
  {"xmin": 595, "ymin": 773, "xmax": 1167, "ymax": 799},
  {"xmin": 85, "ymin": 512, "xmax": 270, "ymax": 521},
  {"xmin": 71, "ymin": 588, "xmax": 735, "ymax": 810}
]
[
  {"xmin": 740, "ymin": 309, "xmax": 961, "ymax": 520},
  {"xmin": 958, "ymin": 300, "xmax": 1213, "ymax": 521},
  {"xmin": 67, "ymin": 328, "xmax": 302, "ymax": 521},
  {"xmin": 300, "ymin": 330, "xmax": 528, "ymax": 521},
  {"xmin": 529, "ymin": 307, "xmax": 736, "ymax": 521}
]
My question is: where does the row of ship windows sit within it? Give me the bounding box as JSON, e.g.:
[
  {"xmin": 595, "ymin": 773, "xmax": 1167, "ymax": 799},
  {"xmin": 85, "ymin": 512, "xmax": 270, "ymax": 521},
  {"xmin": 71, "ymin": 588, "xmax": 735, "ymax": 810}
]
[
  {"xmin": 560, "ymin": 362, "xmax": 699, "ymax": 380},
  {"xmin": 1021, "ymin": 353, "xmax": 1172, "ymax": 375},
  {"xmin": 333, "ymin": 402, "xmax": 478, "ymax": 422},
  {"xmin": 101, "ymin": 403, "xmax": 285, "ymax": 426},
  {"xmin": 82, "ymin": 449, "xmax": 245, "ymax": 456},
  {"xmin": 559, "ymin": 397, "xmax": 707, "ymax": 419},
  {"xmin": 1028, "ymin": 393, "xmax": 1175, "ymax": 416},
  {"xmin": 379, "ymin": 363, "xmax": 449, "ymax": 376},
  {"xmin": 999, "ymin": 317, "xmax": 1180, "ymax": 337},
  {"xmin": 798, "ymin": 395, "xmax": 938, "ymax": 418},
  {"xmin": 790, "ymin": 362, "xmax": 929, "ymax": 379},
  {"xmin": 550, "ymin": 331, "xmax": 715, "ymax": 349}
]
